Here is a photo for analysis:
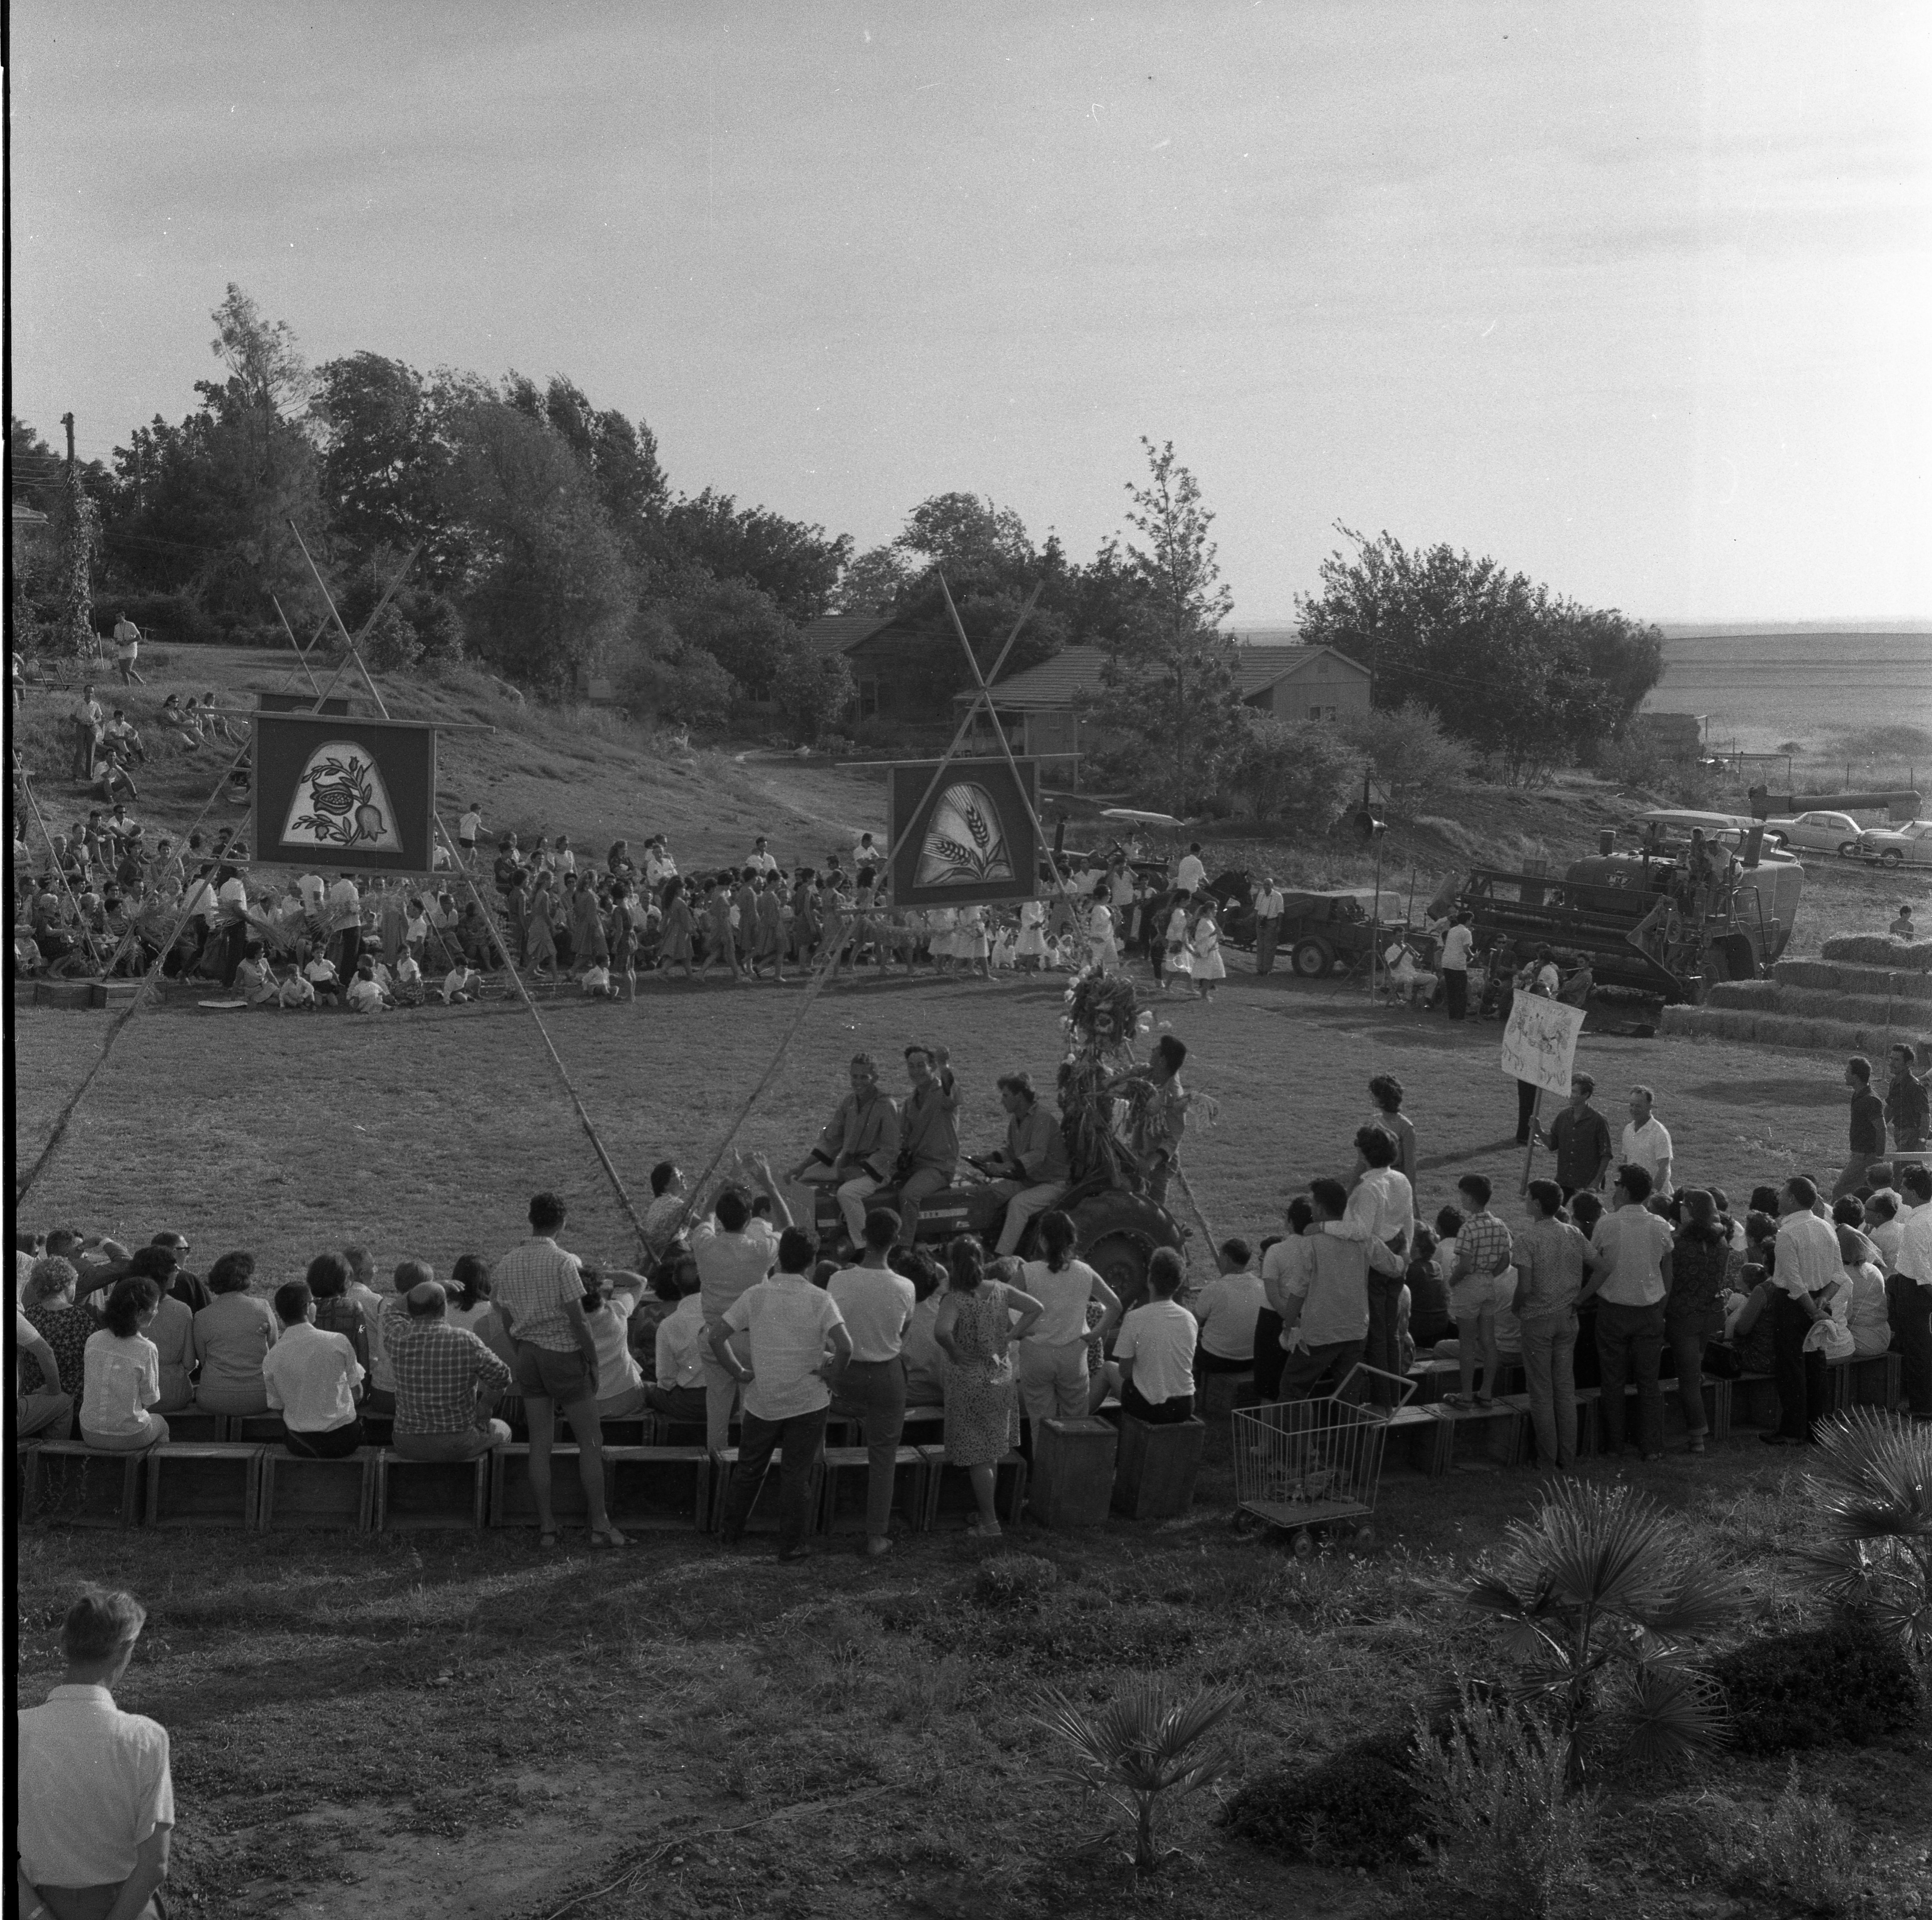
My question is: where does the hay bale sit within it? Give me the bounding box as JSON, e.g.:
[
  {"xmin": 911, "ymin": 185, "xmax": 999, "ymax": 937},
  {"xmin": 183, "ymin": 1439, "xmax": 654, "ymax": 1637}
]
[
  {"xmin": 1705, "ymin": 979, "xmax": 1776, "ymax": 1010},
  {"xmin": 1774, "ymin": 958, "xmax": 1845, "ymax": 992},
  {"xmin": 1820, "ymin": 934, "xmax": 1932, "ymax": 972}
]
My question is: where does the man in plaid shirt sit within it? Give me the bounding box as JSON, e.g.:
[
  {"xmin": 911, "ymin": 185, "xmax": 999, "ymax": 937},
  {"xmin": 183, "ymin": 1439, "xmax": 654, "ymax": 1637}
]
[
  {"xmin": 388, "ymin": 1281, "xmax": 512, "ymax": 1461},
  {"xmin": 1447, "ymin": 1174, "xmax": 1514, "ymax": 1407}
]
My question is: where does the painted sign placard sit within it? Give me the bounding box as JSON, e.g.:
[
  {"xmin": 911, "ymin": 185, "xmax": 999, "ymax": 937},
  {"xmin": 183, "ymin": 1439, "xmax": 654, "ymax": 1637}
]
[
  {"xmin": 1500, "ymin": 994, "xmax": 1587, "ymax": 1097},
  {"xmin": 251, "ymin": 714, "xmax": 437, "ymax": 873},
  {"xmin": 886, "ymin": 757, "xmax": 1041, "ymax": 907}
]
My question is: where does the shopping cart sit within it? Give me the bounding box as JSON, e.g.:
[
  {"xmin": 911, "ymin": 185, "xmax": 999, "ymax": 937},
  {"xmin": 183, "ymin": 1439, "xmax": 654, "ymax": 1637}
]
[{"xmin": 1231, "ymin": 1365, "xmax": 1416, "ymax": 1550}]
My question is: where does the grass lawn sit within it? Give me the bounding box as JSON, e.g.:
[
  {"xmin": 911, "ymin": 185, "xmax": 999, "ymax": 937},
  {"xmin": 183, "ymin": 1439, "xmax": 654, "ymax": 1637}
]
[{"xmin": 14, "ymin": 960, "xmax": 1932, "ymax": 1918}]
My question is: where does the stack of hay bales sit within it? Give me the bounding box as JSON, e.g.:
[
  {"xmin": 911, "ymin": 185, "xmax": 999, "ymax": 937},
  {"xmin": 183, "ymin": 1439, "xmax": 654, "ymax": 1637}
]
[{"xmin": 1661, "ymin": 936, "xmax": 1932, "ymax": 1052}]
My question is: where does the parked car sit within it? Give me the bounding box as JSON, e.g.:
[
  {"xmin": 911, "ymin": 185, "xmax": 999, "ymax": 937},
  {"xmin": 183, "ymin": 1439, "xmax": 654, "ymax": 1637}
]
[
  {"xmin": 1761, "ymin": 810, "xmax": 1866, "ymax": 856},
  {"xmin": 1857, "ymin": 820, "xmax": 1932, "ymax": 868}
]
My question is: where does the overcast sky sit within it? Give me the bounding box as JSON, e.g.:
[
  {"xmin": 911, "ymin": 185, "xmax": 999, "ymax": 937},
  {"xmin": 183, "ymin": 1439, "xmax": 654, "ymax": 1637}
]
[{"xmin": 11, "ymin": 1, "xmax": 1930, "ymax": 623}]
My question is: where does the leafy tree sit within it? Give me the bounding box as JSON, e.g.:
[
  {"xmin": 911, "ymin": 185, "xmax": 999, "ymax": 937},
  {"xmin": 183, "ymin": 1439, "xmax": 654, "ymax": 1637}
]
[
  {"xmin": 1094, "ymin": 439, "xmax": 1246, "ymax": 810},
  {"xmin": 56, "ymin": 456, "xmax": 102, "ymax": 660},
  {"xmin": 770, "ymin": 645, "xmax": 857, "ymax": 744},
  {"xmin": 659, "ymin": 488, "xmax": 850, "ymax": 625},
  {"xmin": 834, "ymin": 540, "xmax": 912, "ymax": 614},
  {"xmin": 660, "ymin": 573, "xmax": 799, "ymax": 698},
  {"xmin": 1296, "ymin": 527, "xmax": 1665, "ymax": 781},
  {"xmin": 440, "ymin": 400, "xmax": 633, "ymax": 692},
  {"xmin": 312, "ymin": 353, "xmax": 468, "ymax": 586},
  {"xmin": 1338, "ymin": 701, "xmax": 1470, "ymax": 809},
  {"xmin": 1225, "ymin": 716, "xmax": 1362, "ymax": 823},
  {"xmin": 105, "ymin": 287, "xmax": 324, "ymax": 630},
  {"xmin": 531, "ymin": 375, "xmax": 667, "ymax": 547}
]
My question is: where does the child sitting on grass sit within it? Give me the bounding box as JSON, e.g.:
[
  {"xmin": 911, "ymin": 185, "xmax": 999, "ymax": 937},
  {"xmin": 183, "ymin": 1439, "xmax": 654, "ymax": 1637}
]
[{"xmin": 302, "ymin": 953, "xmax": 341, "ymax": 1007}]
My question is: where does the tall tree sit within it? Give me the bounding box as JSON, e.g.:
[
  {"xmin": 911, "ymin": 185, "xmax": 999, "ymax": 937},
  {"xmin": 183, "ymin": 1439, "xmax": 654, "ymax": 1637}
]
[
  {"xmin": 440, "ymin": 399, "xmax": 634, "ymax": 692},
  {"xmin": 1093, "ymin": 439, "xmax": 1246, "ymax": 811}
]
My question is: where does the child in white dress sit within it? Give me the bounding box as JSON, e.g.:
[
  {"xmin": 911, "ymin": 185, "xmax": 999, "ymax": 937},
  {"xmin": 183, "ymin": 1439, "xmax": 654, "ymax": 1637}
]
[{"xmin": 1189, "ymin": 904, "xmax": 1225, "ymax": 1004}]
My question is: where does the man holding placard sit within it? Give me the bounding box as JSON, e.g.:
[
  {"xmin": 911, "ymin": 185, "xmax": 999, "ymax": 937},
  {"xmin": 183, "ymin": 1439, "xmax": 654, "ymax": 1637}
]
[{"xmin": 1500, "ymin": 989, "xmax": 1589, "ymax": 1192}]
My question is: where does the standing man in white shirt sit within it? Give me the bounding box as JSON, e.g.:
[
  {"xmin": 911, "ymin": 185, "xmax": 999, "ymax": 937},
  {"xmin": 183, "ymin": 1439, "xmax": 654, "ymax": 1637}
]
[
  {"xmin": 691, "ymin": 1161, "xmax": 788, "ymax": 1451},
  {"xmin": 1763, "ymin": 1176, "xmax": 1843, "ymax": 1444},
  {"xmin": 457, "ymin": 803, "xmax": 483, "ymax": 858},
  {"xmin": 1174, "ymin": 842, "xmax": 1207, "ymax": 896},
  {"xmin": 1577, "ymin": 1163, "xmax": 1674, "ymax": 1459},
  {"xmin": 1438, "ymin": 912, "xmax": 1474, "ymax": 1020},
  {"xmin": 1619, "ymin": 1087, "xmax": 1674, "ymax": 1199},
  {"xmin": 17, "ymin": 1586, "xmax": 174, "ymax": 1920},
  {"xmin": 712, "ymin": 1228, "xmax": 853, "ymax": 1562},
  {"xmin": 1887, "ymin": 1163, "xmax": 1932, "ymax": 1418},
  {"xmin": 112, "ymin": 613, "xmax": 145, "ymax": 686},
  {"xmin": 853, "ymin": 830, "xmax": 881, "ymax": 875},
  {"xmin": 1253, "ymin": 875, "xmax": 1285, "ymax": 975},
  {"xmin": 826, "ymin": 1210, "xmax": 917, "ymax": 1557},
  {"xmin": 747, "ymin": 836, "xmax": 779, "ymax": 878}
]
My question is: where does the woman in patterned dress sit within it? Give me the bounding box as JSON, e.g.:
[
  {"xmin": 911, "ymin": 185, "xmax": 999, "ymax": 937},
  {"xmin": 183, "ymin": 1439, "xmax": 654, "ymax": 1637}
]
[{"xmin": 935, "ymin": 1239, "xmax": 1043, "ymax": 1536}]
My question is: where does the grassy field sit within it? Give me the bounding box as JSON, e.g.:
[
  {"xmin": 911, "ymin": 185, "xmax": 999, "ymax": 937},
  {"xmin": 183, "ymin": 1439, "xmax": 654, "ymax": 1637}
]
[{"xmin": 15, "ymin": 959, "xmax": 1932, "ymax": 1918}]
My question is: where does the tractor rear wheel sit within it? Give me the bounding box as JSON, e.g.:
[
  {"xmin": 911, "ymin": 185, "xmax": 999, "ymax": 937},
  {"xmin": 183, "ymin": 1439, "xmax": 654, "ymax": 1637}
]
[
  {"xmin": 1083, "ymin": 1230, "xmax": 1151, "ymax": 1315},
  {"xmin": 1291, "ymin": 938, "xmax": 1332, "ymax": 978}
]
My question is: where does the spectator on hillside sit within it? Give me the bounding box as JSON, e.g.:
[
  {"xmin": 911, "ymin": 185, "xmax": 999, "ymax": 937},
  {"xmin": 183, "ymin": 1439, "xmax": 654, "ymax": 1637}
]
[
  {"xmin": 714, "ymin": 1226, "xmax": 856, "ymax": 1560},
  {"xmin": 17, "ymin": 1586, "xmax": 174, "ymax": 1920},
  {"xmin": 491, "ymin": 1193, "xmax": 630, "ymax": 1547},
  {"xmin": 70, "ymin": 683, "xmax": 103, "ymax": 781},
  {"xmin": 16, "ymin": 1307, "xmax": 74, "ymax": 1442},
  {"xmin": 1891, "ymin": 904, "xmax": 1916, "ymax": 940},
  {"xmin": 262, "ymin": 1279, "xmax": 366, "ymax": 1458},
  {"xmin": 80, "ymin": 1277, "xmax": 169, "ymax": 1452},
  {"xmin": 388, "ymin": 1278, "xmax": 511, "ymax": 1462}
]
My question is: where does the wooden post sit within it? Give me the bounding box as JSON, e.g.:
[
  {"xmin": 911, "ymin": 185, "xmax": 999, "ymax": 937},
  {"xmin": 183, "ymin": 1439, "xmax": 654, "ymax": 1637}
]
[
  {"xmin": 62, "ymin": 412, "xmax": 75, "ymax": 470},
  {"xmin": 1519, "ymin": 1087, "xmax": 1543, "ymax": 1196}
]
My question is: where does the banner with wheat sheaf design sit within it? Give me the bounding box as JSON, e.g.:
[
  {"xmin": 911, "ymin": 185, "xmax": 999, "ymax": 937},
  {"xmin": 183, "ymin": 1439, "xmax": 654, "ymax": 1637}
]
[
  {"xmin": 252, "ymin": 713, "xmax": 439, "ymax": 873},
  {"xmin": 887, "ymin": 756, "xmax": 1041, "ymax": 907}
]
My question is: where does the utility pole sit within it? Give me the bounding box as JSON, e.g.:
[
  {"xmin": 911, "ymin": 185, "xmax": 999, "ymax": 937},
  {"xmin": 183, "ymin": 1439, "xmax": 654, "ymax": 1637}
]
[{"xmin": 61, "ymin": 411, "xmax": 75, "ymax": 472}]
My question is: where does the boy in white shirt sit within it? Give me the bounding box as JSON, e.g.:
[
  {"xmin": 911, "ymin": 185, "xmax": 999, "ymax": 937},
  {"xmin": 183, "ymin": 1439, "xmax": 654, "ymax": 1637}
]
[
  {"xmin": 1112, "ymin": 1247, "xmax": 1199, "ymax": 1423},
  {"xmin": 1192, "ymin": 1237, "xmax": 1265, "ymax": 1377}
]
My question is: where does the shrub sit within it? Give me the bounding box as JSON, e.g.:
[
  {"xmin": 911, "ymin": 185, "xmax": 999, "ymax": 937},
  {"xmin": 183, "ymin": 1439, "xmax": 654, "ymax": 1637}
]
[
  {"xmin": 1696, "ymin": 1764, "xmax": 1857, "ymax": 1916},
  {"xmin": 1410, "ymin": 1692, "xmax": 1599, "ymax": 1919},
  {"xmin": 972, "ymin": 1553, "xmax": 1060, "ymax": 1611},
  {"xmin": 1220, "ymin": 1730, "xmax": 1422, "ymax": 1870},
  {"xmin": 1797, "ymin": 1408, "xmax": 1932, "ymax": 1661},
  {"xmin": 1339, "ymin": 701, "xmax": 1470, "ymax": 809},
  {"xmin": 1710, "ymin": 1621, "xmax": 1924, "ymax": 1753}
]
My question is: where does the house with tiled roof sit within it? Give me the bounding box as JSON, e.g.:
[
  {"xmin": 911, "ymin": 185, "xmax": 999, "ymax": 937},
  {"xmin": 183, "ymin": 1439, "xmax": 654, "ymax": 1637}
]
[
  {"xmin": 798, "ymin": 609, "xmax": 946, "ymax": 721},
  {"xmin": 954, "ymin": 637, "xmax": 1372, "ymax": 774}
]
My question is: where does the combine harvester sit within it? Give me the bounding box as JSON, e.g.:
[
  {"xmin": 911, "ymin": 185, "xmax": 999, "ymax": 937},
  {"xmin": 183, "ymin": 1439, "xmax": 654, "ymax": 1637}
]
[{"xmin": 1446, "ymin": 825, "xmax": 1803, "ymax": 1006}]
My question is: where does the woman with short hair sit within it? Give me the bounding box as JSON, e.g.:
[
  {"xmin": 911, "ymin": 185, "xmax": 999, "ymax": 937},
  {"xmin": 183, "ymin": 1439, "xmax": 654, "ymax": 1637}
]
[
  {"xmin": 190, "ymin": 1253, "xmax": 277, "ymax": 1416},
  {"xmin": 23, "ymin": 1258, "xmax": 97, "ymax": 1401},
  {"xmin": 80, "ymin": 1278, "xmax": 170, "ymax": 1451},
  {"xmin": 1015, "ymin": 1211, "xmax": 1120, "ymax": 1428}
]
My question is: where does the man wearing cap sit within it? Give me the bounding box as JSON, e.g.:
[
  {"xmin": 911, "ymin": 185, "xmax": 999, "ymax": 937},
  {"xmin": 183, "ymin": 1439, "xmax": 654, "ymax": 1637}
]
[
  {"xmin": 975, "ymin": 1071, "xmax": 1070, "ymax": 1257},
  {"xmin": 786, "ymin": 1054, "xmax": 900, "ymax": 1248}
]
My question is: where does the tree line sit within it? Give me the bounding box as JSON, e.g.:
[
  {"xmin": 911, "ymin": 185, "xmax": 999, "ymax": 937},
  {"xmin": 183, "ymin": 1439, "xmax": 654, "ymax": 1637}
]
[{"xmin": 11, "ymin": 284, "xmax": 1664, "ymax": 786}]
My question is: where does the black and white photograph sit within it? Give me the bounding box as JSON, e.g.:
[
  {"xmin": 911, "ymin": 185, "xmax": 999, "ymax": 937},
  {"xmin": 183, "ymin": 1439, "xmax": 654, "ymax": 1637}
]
[{"xmin": 9, "ymin": 6, "xmax": 1932, "ymax": 1917}]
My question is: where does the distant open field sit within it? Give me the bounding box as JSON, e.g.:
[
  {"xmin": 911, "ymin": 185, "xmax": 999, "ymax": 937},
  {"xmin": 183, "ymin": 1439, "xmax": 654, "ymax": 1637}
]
[{"xmin": 1647, "ymin": 627, "xmax": 1932, "ymax": 761}]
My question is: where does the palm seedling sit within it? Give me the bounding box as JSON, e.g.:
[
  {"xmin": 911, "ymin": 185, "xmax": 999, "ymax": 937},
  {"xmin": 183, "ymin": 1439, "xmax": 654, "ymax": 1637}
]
[
  {"xmin": 1797, "ymin": 1408, "xmax": 1932, "ymax": 1660},
  {"xmin": 1034, "ymin": 1676, "xmax": 1240, "ymax": 1876},
  {"xmin": 1456, "ymin": 1479, "xmax": 1736, "ymax": 1791}
]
